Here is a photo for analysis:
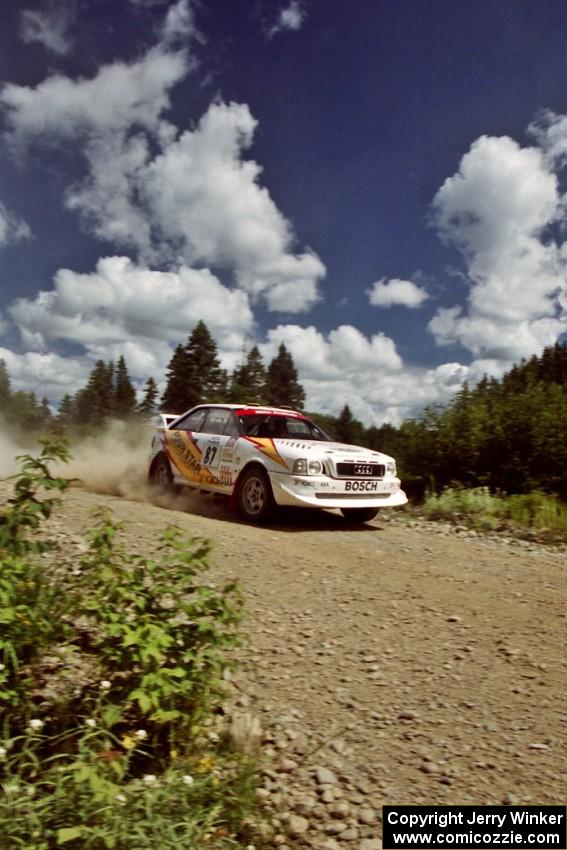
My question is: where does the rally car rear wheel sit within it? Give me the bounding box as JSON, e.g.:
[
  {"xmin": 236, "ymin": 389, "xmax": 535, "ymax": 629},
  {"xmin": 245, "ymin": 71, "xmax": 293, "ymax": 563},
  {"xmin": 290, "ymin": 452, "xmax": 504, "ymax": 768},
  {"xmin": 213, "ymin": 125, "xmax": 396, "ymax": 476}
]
[
  {"xmin": 341, "ymin": 507, "xmax": 379, "ymax": 524},
  {"xmin": 151, "ymin": 455, "xmax": 175, "ymax": 492},
  {"xmin": 237, "ymin": 467, "xmax": 273, "ymax": 522}
]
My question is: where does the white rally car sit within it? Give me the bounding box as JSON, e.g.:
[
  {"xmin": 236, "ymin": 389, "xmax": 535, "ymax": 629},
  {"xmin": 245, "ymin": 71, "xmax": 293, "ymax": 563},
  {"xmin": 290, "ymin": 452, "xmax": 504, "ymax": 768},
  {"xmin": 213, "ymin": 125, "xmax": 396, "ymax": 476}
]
[{"xmin": 148, "ymin": 403, "xmax": 407, "ymax": 523}]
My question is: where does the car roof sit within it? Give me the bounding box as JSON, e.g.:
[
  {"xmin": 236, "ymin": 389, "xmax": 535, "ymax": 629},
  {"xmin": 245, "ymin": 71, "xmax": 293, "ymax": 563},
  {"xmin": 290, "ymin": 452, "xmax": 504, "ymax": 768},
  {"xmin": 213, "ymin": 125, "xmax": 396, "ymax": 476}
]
[{"xmin": 190, "ymin": 403, "xmax": 304, "ymax": 417}]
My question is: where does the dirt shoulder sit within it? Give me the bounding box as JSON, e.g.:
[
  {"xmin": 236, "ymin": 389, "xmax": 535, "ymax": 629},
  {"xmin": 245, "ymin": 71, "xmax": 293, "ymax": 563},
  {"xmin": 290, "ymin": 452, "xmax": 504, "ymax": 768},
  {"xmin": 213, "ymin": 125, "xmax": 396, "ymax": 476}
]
[{"xmin": 4, "ymin": 482, "xmax": 566, "ymax": 848}]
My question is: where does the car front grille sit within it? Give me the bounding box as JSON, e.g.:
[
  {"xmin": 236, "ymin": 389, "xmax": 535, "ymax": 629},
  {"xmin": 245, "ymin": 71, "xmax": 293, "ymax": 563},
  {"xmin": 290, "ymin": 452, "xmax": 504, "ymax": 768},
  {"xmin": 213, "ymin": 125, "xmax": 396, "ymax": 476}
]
[{"xmin": 335, "ymin": 462, "xmax": 385, "ymax": 478}]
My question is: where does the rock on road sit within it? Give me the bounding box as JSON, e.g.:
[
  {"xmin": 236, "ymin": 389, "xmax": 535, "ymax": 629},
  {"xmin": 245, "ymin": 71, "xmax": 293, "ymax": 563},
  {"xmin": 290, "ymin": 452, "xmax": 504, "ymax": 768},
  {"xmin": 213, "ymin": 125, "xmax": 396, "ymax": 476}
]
[{"xmin": 8, "ymin": 481, "xmax": 566, "ymax": 848}]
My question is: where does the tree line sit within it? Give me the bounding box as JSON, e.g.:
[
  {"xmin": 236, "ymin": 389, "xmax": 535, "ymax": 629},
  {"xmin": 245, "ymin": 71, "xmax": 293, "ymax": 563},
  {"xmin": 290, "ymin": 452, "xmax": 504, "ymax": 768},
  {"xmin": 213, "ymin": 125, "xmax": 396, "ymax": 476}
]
[
  {"xmin": 0, "ymin": 360, "xmax": 53, "ymax": 432},
  {"xmin": 336, "ymin": 342, "xmax": 567, "ymax": 501},
  {"xmin": 1, "ymin": 324, "xmax": 565, "ymax": 501},
  {"xmin": 0, "ymin": 321, "xmax": 306, "ymax": 431}
]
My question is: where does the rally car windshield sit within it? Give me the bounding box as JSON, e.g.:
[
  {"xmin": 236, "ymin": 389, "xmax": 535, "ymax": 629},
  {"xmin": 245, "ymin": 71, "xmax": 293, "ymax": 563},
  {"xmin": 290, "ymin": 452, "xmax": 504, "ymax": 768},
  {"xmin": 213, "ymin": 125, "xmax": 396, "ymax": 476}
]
[{"xmin": 240, "ymin": 414, "xmax": 331, "ymax": 441}]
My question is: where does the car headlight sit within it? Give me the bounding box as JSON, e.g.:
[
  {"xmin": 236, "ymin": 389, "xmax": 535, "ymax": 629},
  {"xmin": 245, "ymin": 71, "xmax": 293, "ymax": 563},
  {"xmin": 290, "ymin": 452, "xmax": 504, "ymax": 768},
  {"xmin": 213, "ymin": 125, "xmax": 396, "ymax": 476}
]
[
  {"xmin": 386, "ymin": 461, "xmax": 397, "ymax": 477},
  {"xmin": 292, "ymin": 458, "xmax": 324, "ymax": 475}
]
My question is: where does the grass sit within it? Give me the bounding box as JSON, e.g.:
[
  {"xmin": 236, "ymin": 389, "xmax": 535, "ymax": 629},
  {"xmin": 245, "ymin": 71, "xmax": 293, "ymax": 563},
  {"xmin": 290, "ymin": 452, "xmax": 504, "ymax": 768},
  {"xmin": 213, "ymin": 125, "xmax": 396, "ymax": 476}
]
[
  {"xmin": 421, "ymin": 486, "xmax": 567, "ymax": 541},
  {"xmin": 0, "ymin": 439, "xmax": 270, "ymax": 849}
]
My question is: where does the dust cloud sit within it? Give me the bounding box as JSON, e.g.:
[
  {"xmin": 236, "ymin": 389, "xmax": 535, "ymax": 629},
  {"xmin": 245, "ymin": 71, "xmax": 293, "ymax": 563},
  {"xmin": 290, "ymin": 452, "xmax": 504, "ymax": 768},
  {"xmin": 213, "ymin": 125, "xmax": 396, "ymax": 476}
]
[
  {"xmin": 0, "ymin": 418, "xmax": 151, "ymax": 497},
  {"xmin": 0, "ymin": 418, "xmax": 214, "ymax": 515},
  {"xmin": 0, "ymin": 427, "xmax": 28, "ymax": 478},
  {"xmin": 58, "ymin": 420, "xmax": 152, "ymax": 498}
]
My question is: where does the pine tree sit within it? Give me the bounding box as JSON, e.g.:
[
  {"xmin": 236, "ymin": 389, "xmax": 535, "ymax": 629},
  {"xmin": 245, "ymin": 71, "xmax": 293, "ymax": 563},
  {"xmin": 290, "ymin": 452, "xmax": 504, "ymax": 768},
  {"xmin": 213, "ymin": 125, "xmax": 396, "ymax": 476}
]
[
  {"xmin": 40, "ymin": 397, "xmax": 53, "ymax": 427},
  {"xmin": 265, "ymin": 343, "xmax": 305, "ymax": 409},
  {"xmin": 75, "ymin": 360, "xmax": 115, "ymax": 424},
  {"xmin": 334, "ymin": 404, "xmax": 364, "ymax": 444},
  {"xmin": 162, "ymin": 321, "xmax": 227, "ymax": 412},
  {"xmin": 185, "ymin": 320, "xmax": 226, "ymax": 403},
  {"xmin": 9, "ymin": 391, "xmax": 44, "ymax": 430},
  {"xmin": 57, "ymin": 394, "xmax": 76, "ymax": 426},
  {"xmin": 138, "ymin": 377, "xmax": 159, "ymax": 418},
  {"xmin": 230, "ymin": 345, "xmax": 267, "ymax": 402},
  {"xmin": 114, "ymin": 355, "xmax": 137, "ymax": 419},
  {"xmin": 0, "ymin": 359, "xmax": 11, "ymax": 411},
  {"xmin": 161, "ymin": 344, "xmax": 191, "ymax": 413}
]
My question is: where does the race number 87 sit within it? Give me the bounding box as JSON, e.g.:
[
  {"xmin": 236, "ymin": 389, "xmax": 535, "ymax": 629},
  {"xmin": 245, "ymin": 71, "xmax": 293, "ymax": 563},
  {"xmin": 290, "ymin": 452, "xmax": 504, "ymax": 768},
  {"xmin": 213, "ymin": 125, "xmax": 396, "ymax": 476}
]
[{"xmin": 203, "ymin": 445, "xmax": 219, "ymax": 467}]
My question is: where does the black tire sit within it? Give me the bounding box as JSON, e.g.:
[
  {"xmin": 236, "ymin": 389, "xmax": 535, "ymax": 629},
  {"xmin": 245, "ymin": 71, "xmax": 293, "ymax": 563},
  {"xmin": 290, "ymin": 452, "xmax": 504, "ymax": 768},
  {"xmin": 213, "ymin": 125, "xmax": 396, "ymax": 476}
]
[
  {"xmin": 341, "ymin": 507, "xmax": 379, "ymax": 524},
  {"xmin": 237, "ymin": 467, "xmax": 274, "ymax": 522},
  {"xmin": 150, "ymin": 455, "xmax": 175, "ymax": 492}
]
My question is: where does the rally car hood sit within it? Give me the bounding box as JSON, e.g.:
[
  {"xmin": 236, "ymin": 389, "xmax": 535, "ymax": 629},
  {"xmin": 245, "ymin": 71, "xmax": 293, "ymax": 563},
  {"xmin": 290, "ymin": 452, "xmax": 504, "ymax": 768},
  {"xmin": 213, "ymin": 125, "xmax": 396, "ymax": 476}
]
[{"xmin": 271, "ymin": 439, "xmax": 394, "ymax": 464}]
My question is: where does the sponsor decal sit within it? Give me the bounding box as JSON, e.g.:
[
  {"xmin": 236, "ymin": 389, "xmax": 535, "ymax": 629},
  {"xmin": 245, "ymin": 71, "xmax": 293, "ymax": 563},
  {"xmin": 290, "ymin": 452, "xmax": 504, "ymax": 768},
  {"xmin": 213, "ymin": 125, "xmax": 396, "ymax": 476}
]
[
  {"xmin": 166, "ymin": 431, "xmax": 220, "ymax": 486},
  {"xmin": 219, "ymin": 465, "xmax": 233, "ymax": 487},
  {"xmin": 221, "ymin": 436, "xmax": 237, "ymax": 463},
  {"xmin": 245, "ymin": 437, "xmax": 288, "ymax": 468},
  {"xmin": 345, "ymin": 480, "xmax": 379, "ymax": 492}
]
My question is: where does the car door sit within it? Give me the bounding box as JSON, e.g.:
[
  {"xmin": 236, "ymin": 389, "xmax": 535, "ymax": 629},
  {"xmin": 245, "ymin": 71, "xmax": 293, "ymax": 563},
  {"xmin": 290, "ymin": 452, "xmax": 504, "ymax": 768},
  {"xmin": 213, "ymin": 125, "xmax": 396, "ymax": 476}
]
[
  {"xmin": 165, "ymin": 406, "xmax": 208, "ymax": 487},
  {"xmin": 197, "ymin": 407, "xmax": 241, "ymax": 493}
]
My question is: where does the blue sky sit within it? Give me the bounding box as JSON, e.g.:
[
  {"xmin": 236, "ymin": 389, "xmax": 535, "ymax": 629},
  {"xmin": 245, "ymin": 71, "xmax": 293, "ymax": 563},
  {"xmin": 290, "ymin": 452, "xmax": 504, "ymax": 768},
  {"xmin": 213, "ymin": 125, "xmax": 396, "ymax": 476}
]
[{"xmin": 0, "ymin": 0, "xmax": 566, "ymax": 424}]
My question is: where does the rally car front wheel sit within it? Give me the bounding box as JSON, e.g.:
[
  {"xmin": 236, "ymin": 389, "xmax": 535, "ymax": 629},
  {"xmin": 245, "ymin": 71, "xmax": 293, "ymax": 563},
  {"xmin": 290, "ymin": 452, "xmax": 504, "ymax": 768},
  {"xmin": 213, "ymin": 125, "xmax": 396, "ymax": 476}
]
[{"xmin": 237, "ymin": 466, "xmax": 274, "ymax": 522}]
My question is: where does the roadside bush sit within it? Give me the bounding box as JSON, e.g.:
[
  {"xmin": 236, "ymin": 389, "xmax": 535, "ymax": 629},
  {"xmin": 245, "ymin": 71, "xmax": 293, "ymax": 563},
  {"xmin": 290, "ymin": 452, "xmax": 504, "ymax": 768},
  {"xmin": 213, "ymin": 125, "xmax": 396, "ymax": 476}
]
[
  {"xmin": 0, "ymin": 441, "xmax": 264, "ymax": 849},
  {"xmin": 422, "ymin": 486, "xmax": 567, "ymax": 538}
]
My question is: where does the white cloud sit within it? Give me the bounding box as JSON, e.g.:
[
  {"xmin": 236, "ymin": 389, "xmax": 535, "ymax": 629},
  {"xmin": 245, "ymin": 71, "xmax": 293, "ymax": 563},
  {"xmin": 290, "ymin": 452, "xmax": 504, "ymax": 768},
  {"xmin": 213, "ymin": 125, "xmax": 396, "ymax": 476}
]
[
  {"xmin": 270, "ymin": 2, "xmax": 306, "ymax": 36},
  {"xmin": 66, "ymin": 133, "xmax": 155, "ymax": 256},
  {"xmin": 1, "ymin": 48, "xmax": 189, "ymax": 143},
  {"xmin": 1, "ymin": 36, "xmax": 324, "ymax": 313},
  {"xmin": 0, "ymin": 347, "xmax": 90, "ymax": 401},
  {"xmin": 368, "ymin": 278, "xmax": 429, "ymax": 309},
  {"xmin": 161, "ymin": 0, "xmax": 200, "ymax": 45},
  {"xmin": 259, "ymin": 324, "xmax": 447, "ymax": 425},
  {"xmin": 49, "ymin": 97, "xmax": 325, "ymax": 311},
  {"xmin": 9, "ymin": 256, "xmax": 254, "ymax": 361},
  {"xmin": 0, "ymin": 202, "xmax": 31, "ymax": 246},
  {"xmin": 140, "ymin": 101, "xmax": 325, "ymax": 311},
  {"xmin": 20, "ymin": 6, "xmax": 76, "ymax": 56},
  {"xmin": 429, "ymin": 133, "xmax": 567, "ymax": 362},
  {"xmin": 529, "ymin": 109, "xmax": 567, "ymax": 167}
]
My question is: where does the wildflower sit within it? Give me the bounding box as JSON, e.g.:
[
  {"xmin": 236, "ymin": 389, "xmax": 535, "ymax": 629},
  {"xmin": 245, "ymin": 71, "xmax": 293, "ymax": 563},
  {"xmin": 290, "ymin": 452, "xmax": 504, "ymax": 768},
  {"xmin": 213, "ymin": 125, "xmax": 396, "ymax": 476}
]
[
  {"xmin": 0, "ymin": 747, "xmax": 7, "ymax": 760},
  {"xmin": 0, "ymin": 663, "xmax": 5, "ymax": 671},
  {"xmin": 27, "ymin": 719, "xmax": 44, "ymax": 733},
  {"xmin": 116, "ymin": 793, "xmax": 127, "ymax": 804},
  {"xmin": 182, "ymin": 774, "xmax": 194, "ymax": 785},
  {"xmin": 85, "ymin": 718, "xmax": 97, "ymax": 729},
  {"xmin": 121, "ymin": 736, "xmax": 136, "ymax": 751},
  {"xmin": 99, "ymin": 680, "xmax": 111, "ymax": 691},
  {"xmin": 196, "ymin": 755, "xmax": 214, "ymax": 774},
  {"xmin": 170, "ymin": 748, "xmax": 179, "ymax": 760},
  {"xmin": 142, "ymin": 774, "xmax": 157, "ymax": 785},
  {"xmin": 134, "ymin": 729, "xmax": 148, "ymax": 741}
]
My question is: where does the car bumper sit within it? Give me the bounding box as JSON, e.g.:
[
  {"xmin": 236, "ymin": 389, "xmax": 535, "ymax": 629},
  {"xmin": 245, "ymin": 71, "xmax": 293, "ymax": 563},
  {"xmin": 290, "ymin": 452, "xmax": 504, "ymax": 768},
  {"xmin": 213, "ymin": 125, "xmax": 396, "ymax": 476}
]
[{"xmin": 270, "ymin": 472, "xmax": 408, "ymax": 509}]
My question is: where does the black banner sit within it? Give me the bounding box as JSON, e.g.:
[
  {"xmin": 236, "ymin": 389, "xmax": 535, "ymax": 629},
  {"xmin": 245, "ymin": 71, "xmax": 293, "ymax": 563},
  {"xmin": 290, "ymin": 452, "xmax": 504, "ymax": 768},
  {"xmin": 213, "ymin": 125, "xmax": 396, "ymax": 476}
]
[{"xmin": 382, "ymin": 806, "xmax": 566, "ymax": 849}]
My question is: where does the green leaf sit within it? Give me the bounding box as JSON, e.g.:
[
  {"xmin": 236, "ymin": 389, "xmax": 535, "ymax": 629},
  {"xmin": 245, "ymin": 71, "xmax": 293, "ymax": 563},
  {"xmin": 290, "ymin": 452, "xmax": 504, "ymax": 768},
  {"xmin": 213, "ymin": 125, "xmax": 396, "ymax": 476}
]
[
  {"xmin": 102, "ymin": 703, "xmax": 123, "ymax": 727},
  {"xmin": 57, "ymin": 827, "xmax": 82, "ymax": 844},
  {"xmin": 130, "ymin": 689, "xmax": 153, "ymax": 713}
]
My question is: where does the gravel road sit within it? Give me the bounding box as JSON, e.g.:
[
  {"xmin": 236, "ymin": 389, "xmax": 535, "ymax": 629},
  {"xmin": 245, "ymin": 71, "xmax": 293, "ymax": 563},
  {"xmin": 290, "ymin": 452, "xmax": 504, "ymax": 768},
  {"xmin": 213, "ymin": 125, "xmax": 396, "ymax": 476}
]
[{"xmin": 5, "ymin": 482, "xmax": 566, "ymax": 849}]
